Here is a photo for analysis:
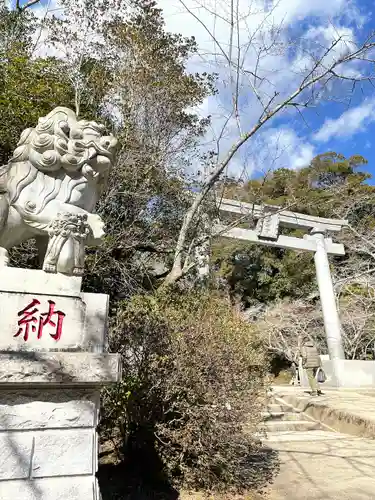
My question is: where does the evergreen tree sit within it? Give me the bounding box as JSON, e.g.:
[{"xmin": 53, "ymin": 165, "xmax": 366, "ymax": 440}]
[{"xmin": 215, "ymin": 152, "xmax": 374, "ymax": 306}]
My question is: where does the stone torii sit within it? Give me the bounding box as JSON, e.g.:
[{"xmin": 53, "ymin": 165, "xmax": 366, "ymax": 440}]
[{"xmin": 215, "ymin": 198, "xmax": 348, "ymax": 361}]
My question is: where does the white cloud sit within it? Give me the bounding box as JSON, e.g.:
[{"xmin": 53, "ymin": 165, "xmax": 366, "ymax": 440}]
[
  {"xmin": 290, "ymin": 143, "xmax": 316, "ymax": 169},
  {"xmin": 213, "ymin": 126, "xmax": 315, "ymax": 180},
  {"xmin": 158, "ymin": 0, "xmax": 357, "ymax": 40},
  {"xmin": 250, "ymin": 128, "xmax": 315, "ymax": 172},
  {"xmin": 155, "ymin": 0, "xmax": 366, "ymax": 176},
  {"xmin": 24, "ymin": 0, "xmax": 367, "ymax": 176},
  {"xmin": 271, "ymin": 0, "xmax": 360, "ymax": 23},
  {"xmin": 313, "ymin": 99, "xmax": 375, "ymax": 143},
  {"xmin": 303, "ymin": 25, "xmax": 355, "ymax": 60}
]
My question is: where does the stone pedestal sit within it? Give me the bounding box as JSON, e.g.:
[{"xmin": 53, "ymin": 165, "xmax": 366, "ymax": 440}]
[
  {"xmin": 299, "ymin": 356, "xmax": 375, "ymax": 389},
  {"xmin": 0, "ymin": 269, "xmax": 121, "ymax": 500},
  {"xmin": 321, "ymin": 359, "xmax": 375, "ymax": 388}
]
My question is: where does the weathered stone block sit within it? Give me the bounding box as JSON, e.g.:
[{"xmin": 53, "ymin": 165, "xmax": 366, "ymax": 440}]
[
  {"xmin": 32, "ymin": 428, "xmax": 95, "ymax": 477},
  {"xmin": 0, "ymin": 268, "xmax": 82, "ymax": 297},
  {"xmin": 0, "ymin": 352, "xmax": 121, "ymax": 386},
  {"xmin": 0, "ymin": 390, "xmax": 99, "ymax": 430},
  {"xmin": 0, "ymin": 432, "xmax": 33, "ymax": 480},
  {"xmin": 0, "ymin": 107, "xmax": 119, "ymax": 500},
  {"xmin": 0, "ymin": 292, "xmax": 85, "ymax": 350},
  {"xmin": 0, "ymin": 291, "xmax": 108, "ymax": 352},
  {"xmin": 82, "ymin": 292, "xmax": 109, "ymax": 353},
  {"xmin": 0, "ymin": 476, "xmax": 99, "ymax": 500}
]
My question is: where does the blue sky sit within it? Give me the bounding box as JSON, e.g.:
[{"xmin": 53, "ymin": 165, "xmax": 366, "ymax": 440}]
[
  {"xmin": 157, "ymin": 0, "xmax": 375, "ymax": 181},
  {"xmin": 22, "ymin": 0, "xmax": 375, "ymax": 181}
]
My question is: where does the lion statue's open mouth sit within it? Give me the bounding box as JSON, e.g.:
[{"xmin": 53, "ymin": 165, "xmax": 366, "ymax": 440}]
[{"xmin": 0, "ymin": 107, "xmax": 118, "ymax": 276}]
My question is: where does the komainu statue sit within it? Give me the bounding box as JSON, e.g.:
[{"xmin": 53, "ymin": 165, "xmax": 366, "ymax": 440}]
[{"xmin": 0, "ymin": 107, "xmax": 118, "ymax": 275}]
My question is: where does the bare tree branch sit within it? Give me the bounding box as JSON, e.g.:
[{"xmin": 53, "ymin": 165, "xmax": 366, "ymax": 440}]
[
  {"xmin": 164, "ymin": 30, "xmax": 375, "ymax": 284},
  {"xmin": 16, "ymin": 0, "xmax": 42, "ymax": 12}
]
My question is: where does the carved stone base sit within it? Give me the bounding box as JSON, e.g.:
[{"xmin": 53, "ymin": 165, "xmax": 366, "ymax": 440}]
[
  {"xmin": 0, "ymin": 388, "xmax": 101, "ymax": 500},
  {"xmin": 0, "ymin": 355, "xmax": 120, "ymax": 500}
]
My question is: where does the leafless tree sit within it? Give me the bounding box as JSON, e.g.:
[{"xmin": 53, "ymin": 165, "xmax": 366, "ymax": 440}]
[
  {"xmin": 338, "ymin": 284, "xmax": 375, "ymax": 359},
  {"xmin": 257, "ymin": 299, "xmax": 324, "ymax": 362},
  {"xmin": 258, "ymin": 287, "xmax": 375, "ymax": 361},
  {"xmin": 15, "ymin": 0, "xmax": 42, "ymax": 12},
  {"xmin": 163, "ymin": 0, "xmax": 375, "ymax": 285}
]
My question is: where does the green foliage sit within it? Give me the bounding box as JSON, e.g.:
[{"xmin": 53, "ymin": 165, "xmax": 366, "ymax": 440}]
[
  {"xmin": 213, "ymin": 241, "xmax": 316, "ymax": 306},
  {"xmin": 215, "ymin": 152, "xmax": 374, "ymax": 307},
  {"xmin": 106, "ymin": 0, "xmax": 214, "ymax": 137},
  {"xmin": 307, "ymin": 152, "xmax": 369, "ymax": 189},
  {"xmin": 1, "ymin": 3, "xmax": 272, "ymax": 493},
  {"xmin": 0, "ymin": 2, "xmax": 115, "ymax": 164},
  {"xmin": 2, "ymin": 1, "xmax": 213, "ymax": 290},
  {"xmin": 101, "ymin": 290, "xmax": 273, "ymax": 492},
  {"xmin": 0, "ymin": 51, "xmax": 76, "ymax": 162},
  {"xmin": 225, "ymin": 152, "xmax": 369, "ymax": 214},
  {"xmin": 82, "ymin": 1, "xmax": 214, "ymax": 301},
  {"xmin": 0, "ymin": 7, "xmax": 78, "ymax": 164}
]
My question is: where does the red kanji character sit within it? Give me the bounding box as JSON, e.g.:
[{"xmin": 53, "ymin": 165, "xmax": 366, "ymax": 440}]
[
  {"xmin": 14, "ymin": 298, "xmax": 41, "ymax": 341},
  {"xmin": 15, "ymin": 299, "xmax": 66, "ymax": 342},
  {"xmin": 38, "ymin": 300, "xmax": 66, "ymax": 341}
]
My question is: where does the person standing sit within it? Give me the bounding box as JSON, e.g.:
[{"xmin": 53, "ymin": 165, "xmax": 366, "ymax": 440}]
[
  {"xmin": 289, "ymin": 352, "xmax": 300, "ymax": 386},
  {"xmin": 301, "ymin": 339, "xmax": 321, "ymax": 396},
  {"xmin": 289, "ymin": 360, "xmax": 297, "ymax": 385}
]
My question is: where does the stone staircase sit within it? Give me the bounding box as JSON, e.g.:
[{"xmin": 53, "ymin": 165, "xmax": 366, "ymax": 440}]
[
  {"xmin": 263, "ymin": 395, "xmax": 322, "ymax": 440},
  {"xmin": 263, "ymin": 390, "xmax": 375, "ymax": 499}
]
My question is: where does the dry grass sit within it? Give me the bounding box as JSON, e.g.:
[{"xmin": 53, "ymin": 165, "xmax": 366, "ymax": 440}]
[{"xmin": 180, "ymin": 492, "xmax": 264, "ymax": 500}]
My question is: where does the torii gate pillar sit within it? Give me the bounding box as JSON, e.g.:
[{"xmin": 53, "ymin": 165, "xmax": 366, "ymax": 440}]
[{"xmin": 311, "ymin": 228, "xmax": 345, "ymax": 360}]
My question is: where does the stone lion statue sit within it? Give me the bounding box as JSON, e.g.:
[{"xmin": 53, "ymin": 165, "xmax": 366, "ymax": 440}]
[{"xmin": 0, "ymin": 107, "xmax": 118, "ymax": 275}]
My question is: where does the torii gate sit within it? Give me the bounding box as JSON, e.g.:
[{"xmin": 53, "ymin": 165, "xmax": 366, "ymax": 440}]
[{"xmin": 215, "ymin": 198, "xmax": 348, "ymax": 361}]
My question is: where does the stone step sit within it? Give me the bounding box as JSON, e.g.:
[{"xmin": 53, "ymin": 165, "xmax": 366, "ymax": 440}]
[
  {"xmin": 271, "ymin": 390, "xmax": 375, "ymax": 440},
  {"xmin": 264, "ymin": 419, "xmax": 321, "ymax": 433},
  {"xmin": 266, "ymin": 403, "xmax": 299, "ymax": 413},
  {"xmin": 265, "ymin": 429, "xmax": 349, "ymax": 443},
  {"xmin": 262, "ymin": 411, "xmax": 308, "ymax": 422}
]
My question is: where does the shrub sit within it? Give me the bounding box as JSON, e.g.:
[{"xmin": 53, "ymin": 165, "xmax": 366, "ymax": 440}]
[{"xmin": 101, "ymin": 290, "xmax": 272, "ymax": 492}]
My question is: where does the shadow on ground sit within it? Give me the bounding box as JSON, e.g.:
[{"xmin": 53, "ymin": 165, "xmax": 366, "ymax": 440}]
[
  {"xmin": 98, "ymin": 461, "xmax": 179, "ymax": 500},
  {"xmin": 97, "ymin": 441, "xmax": 279, "ymax": 499},
  {"xmin": 244, "ymin": 447, "xmax": 280, "ymax": 495},
  {"xmin": 98, "ymin": 439, "xmax": 179, "ymax": 500}
]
